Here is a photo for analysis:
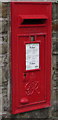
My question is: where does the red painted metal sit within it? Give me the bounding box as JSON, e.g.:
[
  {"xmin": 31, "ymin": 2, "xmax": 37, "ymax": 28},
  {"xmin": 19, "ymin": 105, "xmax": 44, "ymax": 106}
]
[{"xmin": 11, "ymin": 2, "xmax": 52, "ymax": 114}]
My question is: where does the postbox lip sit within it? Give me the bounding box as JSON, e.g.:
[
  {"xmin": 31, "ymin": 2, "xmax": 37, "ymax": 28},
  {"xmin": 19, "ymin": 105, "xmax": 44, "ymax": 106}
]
[
  {"xmin": 19, "ymin": 15, "xmax": 48, "ymax": 20},
  {"xmin": 11, "ymin": 1, "xmax": 52, "ymax": 5}
]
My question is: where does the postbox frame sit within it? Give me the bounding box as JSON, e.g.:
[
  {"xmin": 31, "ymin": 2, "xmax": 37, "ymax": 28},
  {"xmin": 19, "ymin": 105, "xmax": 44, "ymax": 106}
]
[{"xmin": 11, "ymin": 2, "xmax": 52, "ymax": 114}]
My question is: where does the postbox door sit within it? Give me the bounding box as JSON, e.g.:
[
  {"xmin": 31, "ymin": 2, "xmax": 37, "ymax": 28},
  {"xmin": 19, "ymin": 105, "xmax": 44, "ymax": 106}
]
[{"xmin": 17, "ymin": 34, "xmax": 46, "ymax": 108}]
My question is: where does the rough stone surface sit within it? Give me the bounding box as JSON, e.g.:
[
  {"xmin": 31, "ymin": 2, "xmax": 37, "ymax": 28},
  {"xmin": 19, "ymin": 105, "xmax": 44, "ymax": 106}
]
[
  {"xmin": 0, "ymin": 19, "xmax": 2, "ymax": 33},
  {"xmin": 2, "ymin": 20, "xmax": 8, "ymax": 34},
  {"xmin": 0, "ymin": 43, "xmax": 2, "ymax": 54},
  {"xmin": 0, "ymin": 68, "xmax": 2, "ymax": 86},
  {"xmin": 9, "ymin": 108, "xmax": 49, "ymax": 119},
  {"xmin": 0, "ymin": 2, "xmax": 2, "ymax": 18},
  {"xmin": 2, "ymin": 3, "xmax": 8, "ymax": 18},
  {"xmin": 0, "ymin": 1, "xmax": 58, "ymax": 119}
]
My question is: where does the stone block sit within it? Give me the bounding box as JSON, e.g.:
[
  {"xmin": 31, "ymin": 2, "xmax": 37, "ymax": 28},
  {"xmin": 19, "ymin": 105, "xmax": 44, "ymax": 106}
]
[
  {"xmin": 2, "ymin": 54, "xmax": 7, "ymax": 64},
  {"xmin": 53, "ymin": 101, "xmax": 58, "ymax": 111},
  {"xmin": 52, "ymin": 3, "xmax": 58, "ymax": 20},
  {"xmin": 0, "ymin": 2, "xmax": 2, "ymax": 18},
  {"xmin": 56, "ymin": 31, "xmax": 58, "ymax": 38},
  {"xmin": 12, "ymin": 108, "xmax": 49, "ymax": 119},
  {"xmin": 2, "ymin": 3, "xmax": 8, "ymax": 18},
  {"xmin": 56, "ymin": 3, "xmax": 58, "ymax": 19},
  {"xmin": 0, "ymin": 53, "xmax": 9, "ymax": 67},
  {"xmin": 56, "ymin": 90, "xmax": 58, "ymax": 101},
  {"xmin": 2, "ymin": 19, "xmax": 8, "ymax": 33},
  {"xmin": 2, "ymin": 42, "xmax": 7, "ymax": 54},
  {"xmin": 2, "ymin": 2, "xmax": 10, "ymax": 18},
  {"xmin": 56, "ymin": 59, "xmax": 58, "ymax": 70},
  {"xmin": 52, "ymin": 40, "xmax": 58, "ymax": 53},
  {"xmin": 55, "ymin": 71, "xmax": 58, "ymax": 80},
  {"xmin": 52, "ymin": 41, "xmax": 56, "ymax": 52},
  {"xmin": 0, "ymin": 19, "xmax": 2, "ymax": 33},
  {"xmin": 2, "ymin": 34, "xmax": 8, "ymax": 42},
  {"xmin": 0, "ymin": 93, "xmax": 2, "ymax": 116},
  {"xmin": 52, "ymin": 55, "xmax": 56, "ymax": 69},
  {"xmin": 52, "ymin": 32, "xmax": 57, "ymax": 39},
  {"xmin": 0, "ymin": 43, "xmax": 2, "ymax": 54},
  {"xmin": 3, "ymin": 95, "xmax": 8, "ymax": 111},
  {"xmin": 53, "ymin": 80, "xmax": 56, "ymax": 88},
  {"xmin": 52, "ymin": 111, "xmax": 58, "ymax": 117},
  {"xmin": 2, "ymin": 63, "xmax": 9, "ymax": 84},
  {"xmin": 56, "ymin": 41, "xmax": 58, "ymax": 52},
  {"xmin": 56, "ymin": 79, "xmax": 58, "ymax": 88},
  {"xmin": 52, "ymin": 89, "xmax": 56, "ymax": 103},
  {"xmin": 0, "ymin": 93, "xmax": 2, "ymax": 117},
  {"xmin": 0, "ymin": 68, "xmax": 2, "ymax": 85},
  {"xmin": 52, "ymin": 23, "xmax": 58, "ymax": 32},
  {"xmin": 52, "ymin": 37, "xmax": 56, "ymax": 42},
  {"xmin": 0, "ymin": 56, "xmax": 3, "ymax": 66},
  {"xmin": 0, "ymin": 34, "xmax": 2, "ymax": 44},
  {"xmin": 2, "ymin": 54, "xmax": 8, "ymax": 64},
  {"xmin": 52, "ymin": 3, "xmax": 56, "ymax": 20},
  {"xmin": 52, "ymin": 90, "xmax": 58, "ymax": 117}
]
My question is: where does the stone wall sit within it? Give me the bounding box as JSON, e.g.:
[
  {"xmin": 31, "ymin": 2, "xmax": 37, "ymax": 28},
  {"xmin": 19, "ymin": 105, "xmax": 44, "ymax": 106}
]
[
  {"xmin": 0, "ymin": 2, "xmax": 10, "ymax": 119},
  {"xmin": 0, "ymin": 3, "xmax": 2, "ymax": 120},
  {"xmin": 0, "ymin": 1, "xmax": 58, "ymax": 119},
  {"xmin": 52, "ymin": 3, "xmax": 58, "ymax": 118}
]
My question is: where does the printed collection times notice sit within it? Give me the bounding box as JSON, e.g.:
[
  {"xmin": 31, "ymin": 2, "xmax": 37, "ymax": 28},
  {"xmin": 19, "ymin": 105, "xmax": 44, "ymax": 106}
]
[{"xmin": 26, "ymin": 43, "xmax": 40, "ymax": 70}]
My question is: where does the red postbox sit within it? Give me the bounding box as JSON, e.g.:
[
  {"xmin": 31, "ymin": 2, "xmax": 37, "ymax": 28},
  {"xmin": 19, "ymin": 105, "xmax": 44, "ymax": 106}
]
[{"xmin": 11, "ymin": 2, "xmax": 52, "ymax": 114}]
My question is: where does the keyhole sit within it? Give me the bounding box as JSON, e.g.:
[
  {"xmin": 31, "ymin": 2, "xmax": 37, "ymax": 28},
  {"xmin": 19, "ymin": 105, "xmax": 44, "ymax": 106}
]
[
  {"xmin": 24, "ymin": 73, "xmax": 26, "ymax": 78},
  {"xmin": 30, "ymin": 36, "xmax": 35, "ymax": 41}
]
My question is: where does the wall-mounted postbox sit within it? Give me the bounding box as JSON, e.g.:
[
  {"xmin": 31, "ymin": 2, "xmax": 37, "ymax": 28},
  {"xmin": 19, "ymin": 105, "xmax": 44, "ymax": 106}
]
[{"xmin": 11, "ymin": 2, "xmax": 52, "ymax": 114}]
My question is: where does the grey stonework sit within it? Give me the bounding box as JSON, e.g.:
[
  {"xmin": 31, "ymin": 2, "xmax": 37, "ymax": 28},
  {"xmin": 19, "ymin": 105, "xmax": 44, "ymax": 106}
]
[{"xmin": 0, "ymin": 1, "xmax": 58, "ymax": 119}]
